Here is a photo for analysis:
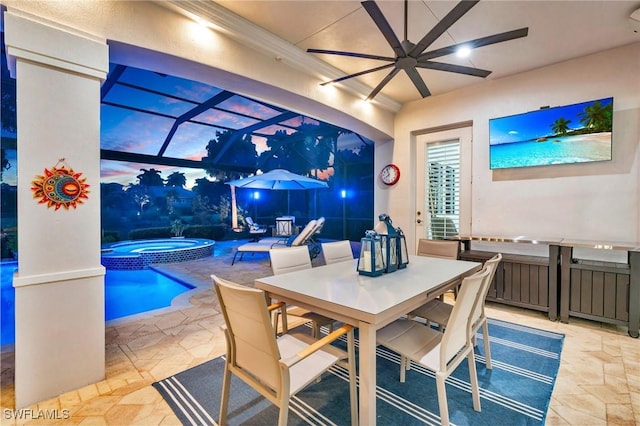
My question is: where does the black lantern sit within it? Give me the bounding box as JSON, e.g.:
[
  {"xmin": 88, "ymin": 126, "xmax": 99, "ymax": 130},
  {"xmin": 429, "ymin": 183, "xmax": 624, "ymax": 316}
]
[
  {"xmin": 397, "ymin": 226, "xmax": 409, "ymax": 269},
  {"xmin": 374, "ymin": 213, "xmax": 399, "ymax": 273},
  {"xmin": 357, "ymin": 231, "xmax": 385, "ymax": 277}
]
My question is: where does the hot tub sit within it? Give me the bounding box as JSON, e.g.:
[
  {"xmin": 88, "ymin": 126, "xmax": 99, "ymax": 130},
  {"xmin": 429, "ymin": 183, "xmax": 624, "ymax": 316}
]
[{"xmin": 101, "ymin": 238, "xmax": 215, "ymax": 269}]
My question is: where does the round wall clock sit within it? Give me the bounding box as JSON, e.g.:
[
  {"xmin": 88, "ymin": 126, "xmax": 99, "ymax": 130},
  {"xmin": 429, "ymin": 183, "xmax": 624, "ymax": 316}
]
[{"xmin": 380, "ymin": 163, "xmax": 400, "ymax": 186}]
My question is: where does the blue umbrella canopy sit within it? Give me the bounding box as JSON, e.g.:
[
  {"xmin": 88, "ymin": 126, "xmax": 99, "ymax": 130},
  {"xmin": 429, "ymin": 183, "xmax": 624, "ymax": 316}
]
[
  {"xmin": 226, "ymin": 169, "xmax": 328, "ymax": 190},
  {"xmin": 227, "ymin": 169, "xmax": 328, "ymax": 217}
]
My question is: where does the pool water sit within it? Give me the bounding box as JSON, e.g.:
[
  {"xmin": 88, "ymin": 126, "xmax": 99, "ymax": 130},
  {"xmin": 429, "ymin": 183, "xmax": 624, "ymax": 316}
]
[
  {"xmin": 104, "ymin": 269, "xmax": 194, "ymax": 320},
  {"xmin": 0, "ymin": 263, "xmax": 194, "ymax": 346}
]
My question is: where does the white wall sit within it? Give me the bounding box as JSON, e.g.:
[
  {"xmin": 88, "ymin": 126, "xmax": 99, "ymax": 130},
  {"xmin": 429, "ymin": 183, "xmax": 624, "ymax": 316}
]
[{"xmin": 388, "ymin": 43, "xmax": 640, "ymax": 249}]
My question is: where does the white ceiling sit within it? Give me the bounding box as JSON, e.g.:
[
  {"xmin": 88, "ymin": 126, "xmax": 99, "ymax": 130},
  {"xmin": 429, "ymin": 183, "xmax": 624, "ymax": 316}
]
[{"xmin": 177, "ymin": 1, "xmax": 640, "ymax": 106}]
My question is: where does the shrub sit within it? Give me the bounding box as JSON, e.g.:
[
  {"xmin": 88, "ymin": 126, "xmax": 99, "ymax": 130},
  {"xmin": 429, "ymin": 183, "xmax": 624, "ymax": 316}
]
[
  {"xmin": 101, "ymin": 231, "xmax": 120, "ymax": 244},
  {"xmin": 127, "ymin": 224, "xmax": 227, "ymax": 240},
  {"xmin": 183, "ymin": 224, "xmax": 226, "ymax": 240},
  {"xmin": 128, "ymin": 227, "xmax": 172, "ymax": 240}
]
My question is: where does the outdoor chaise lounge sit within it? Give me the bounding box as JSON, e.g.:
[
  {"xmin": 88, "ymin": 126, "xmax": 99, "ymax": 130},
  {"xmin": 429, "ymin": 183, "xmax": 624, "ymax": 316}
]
[{"xmin": 231, "ymin": 218, "xmax": 323, "ymax": 265}]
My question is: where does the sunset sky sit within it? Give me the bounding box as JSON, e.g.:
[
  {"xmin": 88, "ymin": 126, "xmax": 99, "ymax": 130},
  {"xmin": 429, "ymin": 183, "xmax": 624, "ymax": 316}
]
[{"xmin": 99, "ymin": 64, "xmax": 363, "ymax": 189}]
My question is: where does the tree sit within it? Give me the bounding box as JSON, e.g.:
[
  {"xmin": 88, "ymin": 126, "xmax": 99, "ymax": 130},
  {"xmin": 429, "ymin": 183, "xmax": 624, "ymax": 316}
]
[
  {"xmin": 551, "ymin": 117, "xmax": 571, "ymax": 135},
  {"xmin": 166, "ymin": 171, "xmax": 186, "ymax": 188},
  {"xmin": 258, "ymin": 122, "xmax": 338, "ymax": 175},
  {"xmin": 136, "ymin": 168, "xmax": 164, "ymax": 187},
  {"xmin": 0, "ymin": 149, "xmax": 10, "ymax": 182},
  {"xmin": 204, "ymin": 129, "xmax": 258, "ymax": 179},
  {"xmin": 578, "ymin": 101, "xmax": 613, "ymax": 132},
  {"xmin": 126, "ymin": 184, "xmax": 150, "ymax": 216}
]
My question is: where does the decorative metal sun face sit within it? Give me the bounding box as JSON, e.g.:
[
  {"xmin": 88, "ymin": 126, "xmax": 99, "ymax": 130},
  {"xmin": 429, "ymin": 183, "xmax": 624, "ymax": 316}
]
[{"xmin": 31, "ymin": 165, "xmax": 90, "ymax": 210}]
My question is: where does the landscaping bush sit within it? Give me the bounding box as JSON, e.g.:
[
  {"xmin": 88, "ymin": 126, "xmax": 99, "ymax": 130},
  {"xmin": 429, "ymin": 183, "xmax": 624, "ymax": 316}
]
[
  {"xmin": 127, "ymin": 224, "xmax": 227, "ymax": 241},
  {"xmin": 101, "ymin": 231, "xmax": 120, "ymax": 244},
  {"xmin": 183, "ymin": 224, "xmax": 226, "ymax": 240},
  {"xmin": 128, "ymin": 227, "xmax": 172, "ymax": 240}
]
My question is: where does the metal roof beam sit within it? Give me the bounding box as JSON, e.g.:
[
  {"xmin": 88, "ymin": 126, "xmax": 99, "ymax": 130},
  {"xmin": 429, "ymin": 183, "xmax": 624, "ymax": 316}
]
[
  {"xmin": 157, "ymin": 90, "xmax": 235, "ymax": 157},
  {"xmin": 100, "ymin": 64, "xmax": 126, "ymax": 101},
  {"xmin": 100, "ymin": 149, "xmax": 255, "ymax": 173},
  {"xmin": 211, "ymin": 111, "xmax": 299, "ymax": 164}
]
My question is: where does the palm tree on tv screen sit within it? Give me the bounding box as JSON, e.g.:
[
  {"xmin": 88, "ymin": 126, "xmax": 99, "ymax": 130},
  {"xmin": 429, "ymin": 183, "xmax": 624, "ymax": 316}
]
[
  {"xmin": 551, "ymin": 117, "xmax": 571, "ymax": 135},
  {"xmin": 578, "ymin": 101, "xmax": 613, "ymax": 132}
]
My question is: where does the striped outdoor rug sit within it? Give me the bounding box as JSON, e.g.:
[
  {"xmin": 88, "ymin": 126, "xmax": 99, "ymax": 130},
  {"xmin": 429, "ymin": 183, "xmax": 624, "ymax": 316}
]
[{"xmin": 153, "ymin": 318, "xmax": 564, "ymax": 425}]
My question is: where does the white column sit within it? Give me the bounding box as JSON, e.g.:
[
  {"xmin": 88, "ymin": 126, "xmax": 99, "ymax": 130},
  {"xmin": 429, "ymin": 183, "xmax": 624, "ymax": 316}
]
[{"xmin": 4, "ymin": 10, "xmax": 108, "ymax": 408}]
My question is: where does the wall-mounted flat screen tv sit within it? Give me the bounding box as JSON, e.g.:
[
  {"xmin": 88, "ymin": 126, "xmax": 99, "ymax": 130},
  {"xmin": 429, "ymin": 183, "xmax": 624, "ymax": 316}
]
[{"xmin": 489, "ymin": 97, "xmax": 613, "ymax": 169}]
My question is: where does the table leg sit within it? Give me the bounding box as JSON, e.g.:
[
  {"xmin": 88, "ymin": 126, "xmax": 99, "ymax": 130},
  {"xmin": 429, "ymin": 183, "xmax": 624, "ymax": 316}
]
[{"xmin": 358, "ymin": 322, "xmax": 376, "ymax": 425}]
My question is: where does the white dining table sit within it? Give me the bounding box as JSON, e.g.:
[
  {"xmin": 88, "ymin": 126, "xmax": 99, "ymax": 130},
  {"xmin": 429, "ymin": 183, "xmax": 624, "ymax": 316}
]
[{"xmin": 255, "ymin": 254, "xmax": 482, "ymax": 425}]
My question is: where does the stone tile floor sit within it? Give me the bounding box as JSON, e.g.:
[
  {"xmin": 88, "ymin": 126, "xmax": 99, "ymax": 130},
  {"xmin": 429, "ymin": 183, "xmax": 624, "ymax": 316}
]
[{"xmin": 1, "ymin": 240, "xmax": 638, "ymax": 425}]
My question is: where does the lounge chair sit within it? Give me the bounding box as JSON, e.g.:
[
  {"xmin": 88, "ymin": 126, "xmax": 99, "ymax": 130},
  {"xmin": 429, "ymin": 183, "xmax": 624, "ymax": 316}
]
[
  {"xmin": 245, "ymin": 216, "xmax": 268, "ymax": 241},
  {"xmin": 231, "ymin": 218, "xmax": 323, "ymax": 265}
]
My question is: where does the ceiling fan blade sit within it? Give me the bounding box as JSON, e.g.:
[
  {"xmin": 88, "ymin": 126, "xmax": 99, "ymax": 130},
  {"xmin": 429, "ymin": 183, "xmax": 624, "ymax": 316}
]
[
  {"xmin": 366, "ymin": 67, "xmax": 400, "ymax": 101},
  {"xmin": 320, "ymin": 63, "xmax": 395, "ymax": 86},
  {"xmin": 404, "ymin": 67, "xmax": 431, "ymax": 98},
  {"xmin": 418, "ymin": 28, "xmax": 529, "ymax": 61},
  {"xmin": 416, "ymin": 60, "xmax": 492, "ymax": 78},
  {"xmin": 409, "ymin": 0, "xmax": 480, "ymax": 57},
  {"xmin": 307, "ymin": 48, "xmax": 396, "ymax": 62},
  {"xmin": 361, "ymin": 0, "xmax": 407, "ymax": 58}
]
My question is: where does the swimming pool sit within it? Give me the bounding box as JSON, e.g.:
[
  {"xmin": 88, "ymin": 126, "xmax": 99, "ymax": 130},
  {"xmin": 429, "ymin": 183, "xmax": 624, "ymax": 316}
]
[
  {"xmin": 101, "ymin": 238, "xmax": 215, "ymax": 269},
  {"xmin": 0, "ymin": 262, "xmax": 194, "ymax": 346}
]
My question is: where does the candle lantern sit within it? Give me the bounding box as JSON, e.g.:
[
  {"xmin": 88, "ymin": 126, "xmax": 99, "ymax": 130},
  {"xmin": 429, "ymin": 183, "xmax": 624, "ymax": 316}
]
[
  {"xmin": 397, "ymin": 226, "xmax": 409, "ymax": 269},
  {"xmin": 357, "ymin": 231, "xmax": 385, "ymax": 277},
  {"xmin": 374, "ymin": 213, "xmax": 399, "ymax": 273}
]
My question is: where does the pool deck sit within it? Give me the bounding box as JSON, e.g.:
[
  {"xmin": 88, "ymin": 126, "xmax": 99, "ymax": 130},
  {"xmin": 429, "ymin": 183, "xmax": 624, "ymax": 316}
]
[
  {"xmin": 103, "ymin": 239, "xmax": 328, "ymax": 326},
  {"xmin": 1, "ymin": 239, "xmax": 635, "ymax": 425}
]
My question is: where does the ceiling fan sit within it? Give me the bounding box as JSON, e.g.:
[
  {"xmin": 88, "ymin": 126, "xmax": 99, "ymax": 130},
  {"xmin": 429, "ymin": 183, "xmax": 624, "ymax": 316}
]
[{"xmin": 307, "ymin": 0, "xmax": 528, "ymax": 101}]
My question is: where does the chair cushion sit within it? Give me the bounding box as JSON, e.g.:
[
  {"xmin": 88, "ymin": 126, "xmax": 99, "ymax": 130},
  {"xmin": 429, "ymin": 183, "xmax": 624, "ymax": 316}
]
[
  {"xmin": 277, "ymin": 333, "xmax": 341, "ymax": 395},
  {"xmin": 291, "ymin": 219, "xmax": 317, "ymax": 246},
  {"xmin": 286, "ymin": 234, "xmax": 297, "ymax": 246},
  {"xmin": 377, "ymin": 319, "xmax": 443, "ymax": 370}
]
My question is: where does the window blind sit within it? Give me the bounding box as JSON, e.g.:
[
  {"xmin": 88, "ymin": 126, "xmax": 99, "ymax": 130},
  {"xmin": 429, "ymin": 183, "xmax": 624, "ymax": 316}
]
[{"xmin": 427, "ymin": 140, "xmax": 460, "ymax": 240}]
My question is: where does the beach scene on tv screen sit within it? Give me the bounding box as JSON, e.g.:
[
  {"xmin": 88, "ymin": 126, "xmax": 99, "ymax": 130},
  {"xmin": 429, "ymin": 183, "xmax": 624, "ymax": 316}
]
[{"xmin": 489, "ymin": 97, "xmax": 613, "ymax": 169}]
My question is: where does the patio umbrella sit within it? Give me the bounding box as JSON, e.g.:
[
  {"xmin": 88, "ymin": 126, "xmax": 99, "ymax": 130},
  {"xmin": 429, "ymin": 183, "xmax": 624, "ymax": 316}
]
[{"xmin": 227, "ymin": 169, "xmax": 328, "ymax": 216}]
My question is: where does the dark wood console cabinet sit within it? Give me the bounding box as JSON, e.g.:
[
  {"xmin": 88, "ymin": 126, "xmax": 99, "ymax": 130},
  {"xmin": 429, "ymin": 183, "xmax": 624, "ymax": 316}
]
[
  {"xmin": 460, "ymin": 248, "xmax": 558, "ymax": 320},
  {"xmin": 454, "ymin": 237, "xmax": 638, "ymax": 337},
  {"xmin": 558, "ymin": 246, "xmax": 639, "ymax": 338}
]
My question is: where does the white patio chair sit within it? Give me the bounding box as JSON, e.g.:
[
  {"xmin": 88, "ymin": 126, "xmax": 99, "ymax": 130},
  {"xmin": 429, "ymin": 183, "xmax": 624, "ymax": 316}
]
[
  {"xmin": 416, "ymin": 238, "xmax": 461, "ymax": 259},
  {"xmin": 269, "ymin": 246, "xmax": 336, "ymax": 337},
  {"xmin": 409, "ymin": 253, "xmax": 502, "ymax": 369},
  {"xmin": 245, "ymin": 216, "xmax": 267, "ymax": 241},
  {"xmin": 212, "ymin": 274, "xmax": 358, "ymax": 426},
  {"xmin": 321, "ymin": 240, "xmax": 354, "ymax": 265},
  {"xmin": 415, "ymin": 238, "xmax": 462, "ymax": 299},
  {"xmin": 376, "ymin": 267, "xmax": 491, "ymax": 426}
]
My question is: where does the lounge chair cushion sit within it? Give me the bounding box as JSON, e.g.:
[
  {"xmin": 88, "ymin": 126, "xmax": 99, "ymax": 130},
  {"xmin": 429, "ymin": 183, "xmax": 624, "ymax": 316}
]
[{"xmin": 291, "ymin": 220, "xmax": 317, "ymax": 246}]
